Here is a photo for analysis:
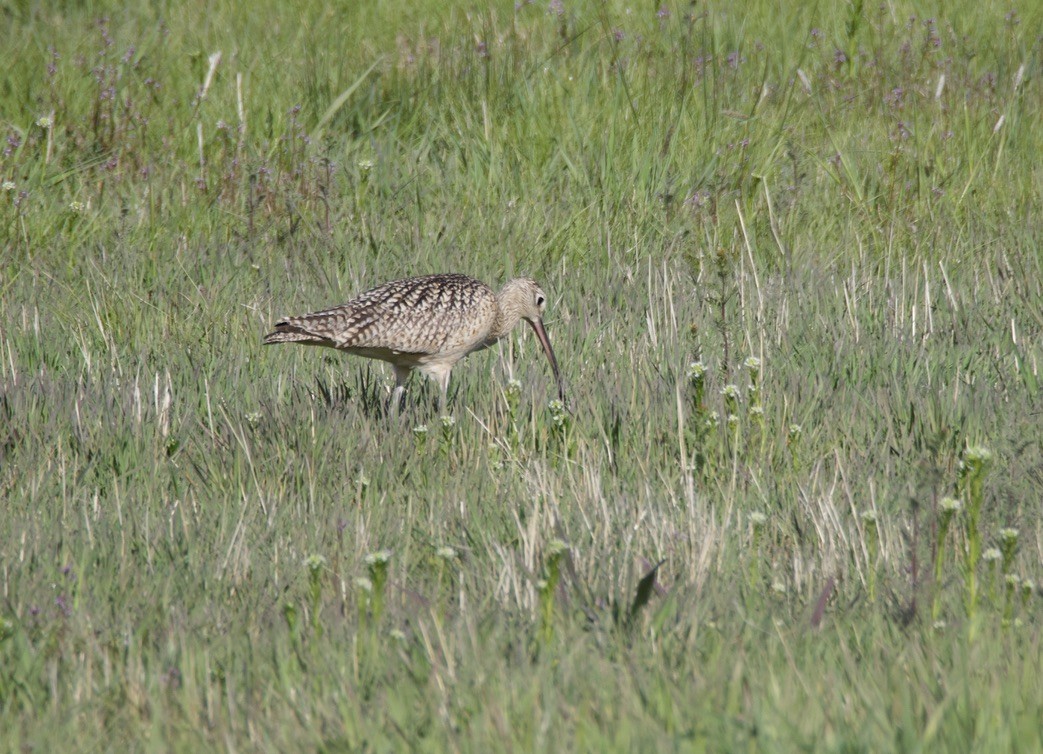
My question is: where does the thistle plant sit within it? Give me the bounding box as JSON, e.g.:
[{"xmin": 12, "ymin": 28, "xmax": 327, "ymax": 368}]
[
  {"xmin": 505, "ymin": 378, "xmax": 522, "ymax": 422},
  {"xmin": 744, "ymin": 357, "xmax": 762, "ymax": 409},
  {"xmin": 861, "ymin": 510, "xmax": 879, "ymax": 604},
  {"xmin": 412, "ymin": 423, "xmax": 428, "ymax": 452},
  {"xmin": 548, "ymin": 399, "xmax": 572, "ymax": 458},
  {"xmin": 305, "ymin": 554, "xmax": 327, "ymax": 637},
  {"xmin": 958, "ymin": 445, "xmax": 992, "ymax": 619},
  {"xmin": 998, "ymin": 528, "xmax": 1018, "ymax": 576},
  {"xmin": 440, "ymin": 414, "xmax": 456, "ymax": 453},
  {"xmin": 981, "ymin": 548, "xmax": 1001, "ymax": 601},
  {"xmin": 354, "ymin": 577, "xmax": 373, "ymax": 627},
  {"xmin": 721, "ymin": 384, "xmax": 741, "ymax": 447},
  {"xmin": 538, "ymin": 539, "xmax": 569, "ymax": 644},
  {"xmin": 355, "ymin": 471, "xmax": 370, "ymax": 505},
  {"xmin": 1003, "ymin": 574, "xmax": 1021, "ymax": 628},
  {"xmin": 1021, "ymin": 580, "xmax": 1035, "ymax": 609},
  {"xmin": 744, "ymin": 357, "xmax": 764, "ymax": 453},
  {"xmin": 787, "ymin": 423, "xmax": 803, "ymax": 470},
  {"xmin": 748, "ymin": 511, "xmax": 767, "ymax": 587},
  {"xmin": 364, "ymin": 550, "xmax": 392, "ymax": 624},
  {"xmin": 932, "ymin": 497, "xmax": 961, "ymax": 619},
  {"xmin": 686, "ymin": 360, "xmax": 708, "ymax": 413}
]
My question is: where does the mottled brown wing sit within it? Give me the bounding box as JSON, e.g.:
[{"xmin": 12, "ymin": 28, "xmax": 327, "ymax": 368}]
[{"xmin": 270, "ymin": 274, "xmax": 495, "ymax": 356}]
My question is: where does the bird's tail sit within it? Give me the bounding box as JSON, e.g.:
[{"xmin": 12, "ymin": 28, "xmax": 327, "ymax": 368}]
[{"xmin": 262, "ymin": 322, "xmax": 335, "ymax": 347}]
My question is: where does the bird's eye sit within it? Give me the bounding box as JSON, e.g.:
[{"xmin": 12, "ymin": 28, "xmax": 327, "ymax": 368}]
[{"xmin": 536, "ymin": 296, "xmax": 545, "ymax": 307}]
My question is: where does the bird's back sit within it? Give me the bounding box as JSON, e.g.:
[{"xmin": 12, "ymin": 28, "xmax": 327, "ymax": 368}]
[{"xmin": 264, "ymin": 274, "xmax": 498, "ymax": 358}]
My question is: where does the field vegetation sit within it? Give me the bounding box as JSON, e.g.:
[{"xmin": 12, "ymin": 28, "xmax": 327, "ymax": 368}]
[{"xmin": 2, "ymin": 0, "xmax": 1042, "ymax": 749}]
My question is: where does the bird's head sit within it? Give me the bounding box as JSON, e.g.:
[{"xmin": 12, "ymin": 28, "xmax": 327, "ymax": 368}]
[{"xmin": 498, "ymin": 277, "xmax": 566, "ymax": 403}]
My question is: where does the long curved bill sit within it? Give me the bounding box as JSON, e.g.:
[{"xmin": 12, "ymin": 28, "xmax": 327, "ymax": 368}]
[{"xmin": 527, "ymin": 318, "xmax": 567, "ymax": 403}]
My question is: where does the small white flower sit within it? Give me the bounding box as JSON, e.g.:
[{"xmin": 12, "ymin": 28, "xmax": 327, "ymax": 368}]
[
  {"xmin": 413, "ymin": 424, "xmax": 428, "ymax": 437},
  {"xmin": 743, "ymin": 356, "xmax": 761, "ymax": 371},
  {"xmin": 686, "ymin": 360, "xmax": 707, "ymax": 380},
  {"xmin": 548, "ymin": 399, "xmax": 566, "ymax": 415},
  {"xmin": 982, "ymin": 547, "xmax": 1001, "ymax": 562},
  {"xmin": 69, "ymin": 200, "xmax": 85, "ymax": 213},
  {"xmin": 788, "ymin": 424, "xmax": 803, "ymax": 438},
  {"xmin": 36, "ymin": 116, "xmax": 53, "ymax": 129},
  {"xmin": 726, "ymin": 414, "xmax": 740, "ymax": 428},
  {"xmin": 358, "ymin": 159, "xmax": 374, "ymax": 171},
  {"xmin": 721, "ymin": 384, "xmax": 741, "ymax": 400},
  {"xmin": 749, "ymin": 405, "xmax": 764, "ymax": 418},
  {"xmin": 1, "ymin": 180, "xmax": 15, "ymax": 191},
  {"xmin": 999, "ymin": 528, "xmax": 1018, "ymax": 543},
  {"xmin": 939, "ymin": 497, "xmax": 962, "ymax": 513},
  {"xmin": 546, "ymin": 539, "xmax": 569, "ymax": 555},
  {"xmin": 860, "ymin": 510, "xmax": 878, "ymax": 523},
  {"xmin": 436, "ymin": 546, "xmax": 458, "ymax": 561},
  {"xmin": 749, "ymin": 511, "xmax": 767, "ymax": 526},
  {"xmin": 963, "ymin": 446, "xmax": 993, "ymax": 466},
  {"xmin": 1005, "ymin": 573, "xmax": 1021, "ymax": 587},
  {"xmin": 354, "ymin": 576, "xmax": 373, "ymax": 593},
  {"xmin": 770, "ymin": 580, "xmax": 786, "ymax": 595},
  {"xmin": 440, "ymin": 415, "xmax": 456, "ymax": 430},
  {"xmin": 304, "ymin": 554, "xmax": 327, "ymax": 571},
  {"xmin": 364, "ymin": 549, "xmax": 392, "ymax": 566}
]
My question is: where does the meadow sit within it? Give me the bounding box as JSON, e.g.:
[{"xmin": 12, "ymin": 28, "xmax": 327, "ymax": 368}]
[{"xmin": 2, "ymin": 0, "xmax": 1042, "ymax": 749}]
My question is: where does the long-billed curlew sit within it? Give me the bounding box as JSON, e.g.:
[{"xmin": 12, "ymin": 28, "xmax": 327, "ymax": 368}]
[{"xmin": 263, "ymin": 273, "xmax": 565, "ymax": 408}]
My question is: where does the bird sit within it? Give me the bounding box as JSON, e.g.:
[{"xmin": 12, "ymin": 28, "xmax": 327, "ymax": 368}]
[{"xmin": 263, "ymin": 273, "xmax": 565, "ymax": 409}]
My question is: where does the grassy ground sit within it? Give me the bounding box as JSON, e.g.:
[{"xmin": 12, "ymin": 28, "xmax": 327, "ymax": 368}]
[{"xmin": 2, "ymin": 0, "xmax": 1042, "ymax": 750}]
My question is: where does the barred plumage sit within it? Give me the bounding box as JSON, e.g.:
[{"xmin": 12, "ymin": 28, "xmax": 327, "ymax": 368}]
[{"xmin": 264, "ymin": 273, "xmax": 565, "ymax": 408}]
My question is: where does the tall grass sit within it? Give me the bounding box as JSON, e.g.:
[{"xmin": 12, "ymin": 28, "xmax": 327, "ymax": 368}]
[{"xmin": 2, "ymin": 0, "xmax": 1042, "ymax": 749}]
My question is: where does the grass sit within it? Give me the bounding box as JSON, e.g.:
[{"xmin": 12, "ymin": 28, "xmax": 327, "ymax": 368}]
[{"xmin": 2, "ymin": 0, "xmax": 1042, "ymax": 749}]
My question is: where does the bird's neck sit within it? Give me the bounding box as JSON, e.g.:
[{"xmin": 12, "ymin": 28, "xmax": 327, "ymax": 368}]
[{"xmin": 491, "ymin": 298, "xmax": 524, "ymax": 340}]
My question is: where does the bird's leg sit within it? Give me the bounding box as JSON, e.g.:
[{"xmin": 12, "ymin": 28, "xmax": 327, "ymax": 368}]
[
  {"xmin": 437, "ymin": 370, "xmax": 451, "ymax": 416},
  {"xmin": 389, "ymin": 365, "xmax": 412, "ymax": 416}
]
